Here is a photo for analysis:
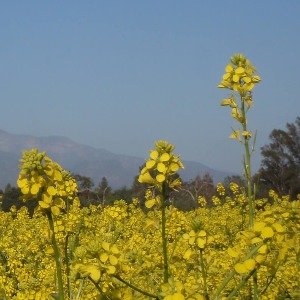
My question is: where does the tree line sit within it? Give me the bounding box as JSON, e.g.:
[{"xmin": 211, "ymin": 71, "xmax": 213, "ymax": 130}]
[{"xmin": 1, "ymin": 117, "xmax": 299, "ymax": 213}]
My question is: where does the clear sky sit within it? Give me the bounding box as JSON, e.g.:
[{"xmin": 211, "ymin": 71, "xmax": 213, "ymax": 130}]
[{"xmin": 1, "ymin": 1, "xmax": 299, "ymax": 174}]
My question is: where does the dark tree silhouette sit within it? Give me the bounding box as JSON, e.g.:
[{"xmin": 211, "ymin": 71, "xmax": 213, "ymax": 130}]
[{"xmin": 257, "ymin": 117, "xmax": 300, "ymax": 198}]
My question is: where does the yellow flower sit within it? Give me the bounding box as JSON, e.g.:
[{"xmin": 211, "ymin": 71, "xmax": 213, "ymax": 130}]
[
  {"xmin": 218, "ymin": 53, "xmax": 261, "ymax": 93},
  {"xmin": 235, "ymin": 262, "xmax": 247, "ymax": 274},
  {"xmin": 225, "ymin": 64, "xmax": 233, "ymax": 73},
  {"xmin": 18, "ymin": 148, "xmax": 77, "ymax": 215},
  {"xmin": 139, "ymin": 140, "xmax": 184, "ymax": 190},
  {"xmin": 242, "ymin": 131, "xmax": 252, "ymax": 139},
  {"xmin": 261, "ymin": 226, "xmax": 274, "ymax": 239},
  {"xmin": 138, "ymin": 170, "xmax": 155, "ymax": 184},
  {"xmin": 229, "ymin": 130, "xmax": 242, "ymax": 142}
]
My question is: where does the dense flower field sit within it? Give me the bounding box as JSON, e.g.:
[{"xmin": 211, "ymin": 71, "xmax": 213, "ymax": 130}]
[
  {"xmin": 0, "ymin": 54, "xmax": 299, "ymax": 299},
  {"xmin": 0, "ymin": 187, "xmax": 299, "ymax": 299}
]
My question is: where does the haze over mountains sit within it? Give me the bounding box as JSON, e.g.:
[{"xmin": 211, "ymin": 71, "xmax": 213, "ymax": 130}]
[{"xmin": 0, "ymin": 129, "xmax": 233, "ymax": 190}]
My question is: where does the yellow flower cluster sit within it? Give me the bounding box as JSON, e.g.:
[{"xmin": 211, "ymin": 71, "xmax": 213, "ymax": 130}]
[
  {"xmin": 74, "ymin": 240, "xmax": 121, "ymax": 282},
  {"xmin": 161, "ymin": 279, "xmax": 204, "ymax": 300},
  {"xmin": 218, "ymin": 53, "xmax": 261, "ymax": 144},
  {"xmin": 218, "ymin": 53, "xmax": 261, "ymax": 94},
  {"xmin": 17, "ymin": 148, "xmax": 77, "ymax": 215},
  {"xmin": 138, "ymin": 141, "xmax": 184, "ymax": 190}
]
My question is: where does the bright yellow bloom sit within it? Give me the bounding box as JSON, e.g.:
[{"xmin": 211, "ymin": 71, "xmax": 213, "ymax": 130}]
[
  {"xmin": 218, "ymin": 54, "xmax": 261, "ymax": 104},
  {"xmin": 18, "ymin": 148, "xmax": 77, "ymax": 217},
  {"xmin": 138, "ymin": 140, "xmax": 184, "ymax": 191},
  {"xmin": 229, "ymin": 130, "xmax": 242, "ymax": 142}
]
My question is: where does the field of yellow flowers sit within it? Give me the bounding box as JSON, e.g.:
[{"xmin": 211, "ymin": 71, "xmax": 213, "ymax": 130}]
[
  {"xmin": 0, "ymin": 181, "xmax": 299, "ymax": 299},
  {"xmin": 0, "ymin": 54, "xmax": 299, "ymax": 299}
]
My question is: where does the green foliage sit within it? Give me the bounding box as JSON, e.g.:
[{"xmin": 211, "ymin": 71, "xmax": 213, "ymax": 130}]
[
  {"xmin": 94, "ymin": 177, "xmax": 113, "ymax": 206},
  {"xmin": 175, "ymin": 173, "xmax": 215, "ymax": 210},
  {"xmin": 1, "ymin": 185, "xmax": 37, "ymax": 215},
  {"xmin": 258, "ymin": 117, "xmax": 300, "ymax": 198}
]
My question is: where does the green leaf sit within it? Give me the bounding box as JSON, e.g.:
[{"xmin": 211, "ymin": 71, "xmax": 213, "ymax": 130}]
[{"xmin": 49, "ymin": 293, "xmax": 60, "ymax": 299}]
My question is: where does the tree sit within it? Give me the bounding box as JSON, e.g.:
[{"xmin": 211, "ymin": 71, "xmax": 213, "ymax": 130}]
[
  {"xmin": 175, "ymin": 173, "xmax": 215, "ymax": 210},
  {"xmin": 94, "ymin": 177, "xmax": 112, "ymax": 206},
  {"xmin": 223, "ymin": 175, "xmax": 245, "ymax": 189},
  {"xmin": 257, "ymin": 117, "xmax": 300, "ymax": 198},
  {"xmin": 72, "ymin": 174, "xmax": 95, "ymax": 206},
  {"xmin": 112, "ymin": 186, "xmax": 132, "ymax": 203},
  {"xmin": 1, "ymin": 185, "xmax": 38, "ymax": 215},
  {"xmin": 72, "ymin": 174, "xmax": 94, "ymax": 191},
  {"xmin": 130, "ymin": 174, "xmax": 148, "ymax": 208}
]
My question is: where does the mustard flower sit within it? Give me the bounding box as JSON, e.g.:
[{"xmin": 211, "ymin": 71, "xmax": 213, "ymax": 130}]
[
  {"xmin": 17, "ymin": 148, "xmax": 77, "ymax": 215},
  {"xmin": 138, "ymin": 140, "xmax": 184, "ymax": 190},
  {"xmin": 218, "ymin": 53, "xmax": 261, "ymax": 94}
]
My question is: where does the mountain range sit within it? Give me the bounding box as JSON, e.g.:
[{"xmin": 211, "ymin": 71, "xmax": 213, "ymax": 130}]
[{"xmin": 0, "ymin": 129, "xmax": 233, "ymax": 190}]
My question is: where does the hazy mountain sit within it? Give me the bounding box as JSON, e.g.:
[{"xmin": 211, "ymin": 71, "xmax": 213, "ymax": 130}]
[{"xmin": 0, "ymin": 129, "xmax": 233, "ymax": 190}]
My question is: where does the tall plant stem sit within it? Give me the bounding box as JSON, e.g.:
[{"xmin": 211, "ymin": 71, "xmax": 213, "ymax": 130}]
[
  {"xmin": 212, "ymin": 241, "xmax": 264, "ymax": 299},
  {"xmin": 113, "ymin": 275, "xmax": 159, "ymax": 299},
  {"xmin": 226, "ymin": 268, "xmax": 257, "ymax": 299},
  {"xmin": 88, "ymin": 277, "xmax": 110, "ymax": 300},
  {"xmin": 65, "ymin": 234, "xmax": 72, "ymax": 300},
  {"xmin": 241, "ymin": 97, "xmax": 254, "ymax": 229},
  {"xmin": 161, "ymin": 182, "xmax": 169, "ymax": 283},
  {"xmin": 199, "ymin": 249, "xmax": 209, "ymax": 300},
  {"xmin": 46, "ymin": 211, "xmax": 65, "ymax": 300},
  {"xmin": 241, "ymin": 97, "xmax": 258, "ymax": 299}
]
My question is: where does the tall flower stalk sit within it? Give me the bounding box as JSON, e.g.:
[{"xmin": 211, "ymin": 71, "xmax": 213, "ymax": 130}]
[
  {"xmin": 218, "ymin": 53, "xmax": 261, "ymax": 299},
  {"xmin": 138, "ymin": 140, "xmax": 184, "ymax": 283},
  {"xmin": 46, "ymin": 211, "xmax": 65, "ymax": 300},
  {"xmin": 17, "ymin": 149, "xmax": 78, "ymax": 300},
  {"xmin": 218, "ymin": 53, "xmax": 261, "ymax": 229},
  {"xmin": 161, "ymin": 182, "xmax": 169, "ymax": 282}
]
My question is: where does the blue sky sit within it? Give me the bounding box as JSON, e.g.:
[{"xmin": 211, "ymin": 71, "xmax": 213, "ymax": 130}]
[{"xmin": 1, "ymin": 1, "xmax": 299, "ymax": 174}]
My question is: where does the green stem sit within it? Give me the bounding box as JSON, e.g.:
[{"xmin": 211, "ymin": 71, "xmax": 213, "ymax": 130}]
[
  {"xmin": 226, "ymin": 268, "xmax": 257, "ymax": 299},
  {"xmin": 46, "ymin": 211, "xmax": 65, "ymax": 300},
  {"xmin": 241, "ymin": 96, "xmax": 258, "ymax": 298},
  {"xmin": 65, "ymin": 235, "xmax": 71, "ymax": 300},
  {"xmin": 75, "ymin": 278, "xmax": 85, "ymax": 300},
  {"xmin": 113, "ymin": 274, "xmax": 159, "ymax": 299},
  {"xmin": 241, "ymin": 97, "xmax": 254, "ymax": 229},
  {"xmin": 88, "ymin": 276, "xmax": 110, "ymax": 300},
  {"xmin": 253, "ymin": 271, "xmax": 258, "ymax": 300},
  {"xmin": 199, "ymin": 249, "xmax": 209, "ymax": 300},
  {"xmin": 259, "ymin": 262, "xmax": 281, "ymax": 296},
  {"xmin": 161, "ymin": 182, "xmax": 169, "ymax": 283},
  {"xmin": 212, "ymin": 241, "xmax": 264, "ymax": 299}
]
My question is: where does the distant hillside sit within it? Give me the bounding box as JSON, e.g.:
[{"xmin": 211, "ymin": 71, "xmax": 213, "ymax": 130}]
[{"xmin": 0, "ymin": 129, "xmax": 233, "ymax": 189}]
